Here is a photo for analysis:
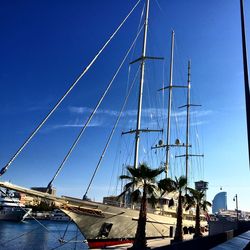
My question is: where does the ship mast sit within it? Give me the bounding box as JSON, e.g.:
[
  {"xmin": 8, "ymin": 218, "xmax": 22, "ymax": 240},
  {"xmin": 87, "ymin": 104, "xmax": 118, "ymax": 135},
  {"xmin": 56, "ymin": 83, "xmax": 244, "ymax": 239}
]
[
  {"xmin": 123, "ymin": 0, "xmax": 163, "ymax": 169},
  {"xmin": 133, "ymin": 0, "xmax": 150, "ymax": 169},
  {"xmin": 165, "ymin": 31, "xmax": 175, "ymax": 177},
  {"xmin": 152, "ymin": 31, "xmax": 186, "ymax": 177},
  {"xmin": 185, "ymin": 61, "xmax": 191, "ymax": 181},
  {"xmin": 176, "ymin": 61, "xmax": 203, "ymax": 185}
]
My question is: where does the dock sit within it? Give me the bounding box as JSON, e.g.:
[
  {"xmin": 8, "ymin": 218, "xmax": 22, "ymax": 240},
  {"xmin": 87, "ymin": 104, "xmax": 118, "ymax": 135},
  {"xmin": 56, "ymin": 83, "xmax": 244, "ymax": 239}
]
[{"xmin": 94, "ymin": 231, "xmax": 250, "ymax": 250}]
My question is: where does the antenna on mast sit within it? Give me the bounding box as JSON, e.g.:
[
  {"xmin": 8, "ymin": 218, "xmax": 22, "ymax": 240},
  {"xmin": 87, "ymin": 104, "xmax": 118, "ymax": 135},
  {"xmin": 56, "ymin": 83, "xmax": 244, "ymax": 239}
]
[
  {"xmin": 153, "ymin": 31, "xmax": 187, "ymax": 178},
  {"xmin": 176, "ymin": 60, "xmax": 203, "ymax": 185}
]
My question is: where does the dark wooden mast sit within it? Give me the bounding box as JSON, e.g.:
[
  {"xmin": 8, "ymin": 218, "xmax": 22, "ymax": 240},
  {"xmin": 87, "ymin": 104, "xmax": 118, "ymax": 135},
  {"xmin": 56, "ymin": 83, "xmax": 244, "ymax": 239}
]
[{"xmin": 240, "ymin": 0, "xmax": 250, "ymax": 167}]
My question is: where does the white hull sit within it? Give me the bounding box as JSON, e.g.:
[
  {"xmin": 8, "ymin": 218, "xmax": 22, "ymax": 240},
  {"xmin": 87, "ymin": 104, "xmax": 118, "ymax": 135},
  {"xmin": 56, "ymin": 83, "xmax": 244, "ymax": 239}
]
[
  {"xmin": 0, "ymin": 208, "xmax": 27, "ymax": 221},
  {"xmin": 0, "ymin": 182, "xmax": 207, "ymax": 248},
  {"xmin": 60, "ymin": 200, "xmax": 205, "ymax": 248}
]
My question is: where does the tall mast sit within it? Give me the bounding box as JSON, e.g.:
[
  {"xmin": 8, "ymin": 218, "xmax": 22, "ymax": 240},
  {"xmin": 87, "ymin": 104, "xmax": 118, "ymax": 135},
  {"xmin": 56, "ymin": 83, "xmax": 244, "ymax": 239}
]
[
  {"xmin": 152, "ymin": 32, "xmax": 186, "ymax": 176},
  {"xmin": 185, "ymin": 60, "xmax": 191, "ymax": 181},
  {"xmin": 175, "ymin": 61, "xmax": 203, "ymax": 185},
  {"xmin": 240, "ymin": 0, "xmax": 250, "ymax": 168},
  {"xmin": 165, "ymin": 31, "xmax": 175, "ymax": 177},
  {"xmin": 123, "ymin": 0, "xmax": 163, "ymax": 169},
  {"xmin": 133, "ymin": 0, "xmax": 150, "ymax": 169}
]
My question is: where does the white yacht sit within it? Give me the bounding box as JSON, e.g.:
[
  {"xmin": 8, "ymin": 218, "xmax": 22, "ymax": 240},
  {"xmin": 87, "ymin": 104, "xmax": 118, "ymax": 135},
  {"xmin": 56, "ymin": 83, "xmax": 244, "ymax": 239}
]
[{"xmin": 0, "ymin": 190, "xmax": 31, "ymax": 221}]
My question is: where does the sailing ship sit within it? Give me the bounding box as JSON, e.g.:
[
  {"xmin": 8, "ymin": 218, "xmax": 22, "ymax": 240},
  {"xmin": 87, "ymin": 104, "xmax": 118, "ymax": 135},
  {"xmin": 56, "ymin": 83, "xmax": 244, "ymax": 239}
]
[{"xmin": 1, "ymin": 0, "xmax": 250, "ymax": 248}]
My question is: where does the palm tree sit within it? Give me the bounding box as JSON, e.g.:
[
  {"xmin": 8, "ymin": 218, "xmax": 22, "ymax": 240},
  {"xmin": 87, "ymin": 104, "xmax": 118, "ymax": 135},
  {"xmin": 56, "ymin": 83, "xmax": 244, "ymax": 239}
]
[
  {"xmin": 185, "ymin": 188, "xmax": 211, "ymax": 238},
  {"xmin": 158, "ymin": 176, "xmax": 187, "ymax": 242},
  {"xmin": 119, "ymin": 163, "xmax": 164, "ymax": 250}
]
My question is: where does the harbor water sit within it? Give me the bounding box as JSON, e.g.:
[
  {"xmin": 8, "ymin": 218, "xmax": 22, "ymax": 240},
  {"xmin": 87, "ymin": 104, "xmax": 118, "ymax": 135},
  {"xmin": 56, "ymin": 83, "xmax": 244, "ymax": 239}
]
[{"xmin": 0, "ymin": 220, "xmax": 88, "ymax": 250}]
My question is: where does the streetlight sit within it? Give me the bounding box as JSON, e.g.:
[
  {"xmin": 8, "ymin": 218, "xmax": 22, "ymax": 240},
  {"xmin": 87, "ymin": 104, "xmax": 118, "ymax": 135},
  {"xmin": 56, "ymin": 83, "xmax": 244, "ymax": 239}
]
[{"xmin": 233, "ymin": 194, "xmax": 239, "ymax": 222}]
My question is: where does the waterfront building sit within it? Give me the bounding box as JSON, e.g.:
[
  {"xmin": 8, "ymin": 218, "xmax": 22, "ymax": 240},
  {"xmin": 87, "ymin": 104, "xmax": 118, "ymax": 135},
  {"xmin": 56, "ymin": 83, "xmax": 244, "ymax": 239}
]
[{"xmin": 212, "ymin": 191, "xmax": 227, "ymax": 214}]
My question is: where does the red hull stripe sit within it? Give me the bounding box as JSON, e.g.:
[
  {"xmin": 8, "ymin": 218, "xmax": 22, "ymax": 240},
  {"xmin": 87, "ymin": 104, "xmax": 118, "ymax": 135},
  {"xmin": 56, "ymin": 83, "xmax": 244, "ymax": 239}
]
[{"xmin": 88, "ymin": 239, "xmax": 133, "ymax": 249}]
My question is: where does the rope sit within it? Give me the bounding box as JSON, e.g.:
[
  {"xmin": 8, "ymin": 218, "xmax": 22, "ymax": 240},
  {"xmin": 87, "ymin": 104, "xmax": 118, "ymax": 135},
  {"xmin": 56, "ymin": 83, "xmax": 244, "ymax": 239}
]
[
  {"xmin": 59, "ymin": 218, "xmax": 73, "ymax": 244},
  {"xmin": 107, "ymin": 66, "xmax": 140, "ymax": 196},
  {"xmin": 0, "ymin": 190, "xmax": 60, "ymax": 246},
  {"xmin": 47, "ymin": 23, "xmax": 145, "ymax": 191},
  {"xmin": 0, "ymin": 226, "xmax": 39, "ymax": 247},
  {"xmin": 0, "ymin": 190, "xmax": 53, "ymax": 233},
  {"xmin": 50, "ymin": 231, "xmax": 84, "ymax": 250},
  {"xmin": 0, "ymin": 0, "xmax": 142, "ymax": 177},
  {"xmin": 83, "ymin": 57, "xmax": 141, "ymax": 199}
]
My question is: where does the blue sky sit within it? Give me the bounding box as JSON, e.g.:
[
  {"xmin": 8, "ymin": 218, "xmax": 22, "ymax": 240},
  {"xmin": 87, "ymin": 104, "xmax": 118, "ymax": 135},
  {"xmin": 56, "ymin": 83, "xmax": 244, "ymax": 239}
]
[{"xmin": 0, "ymin": 0, "xmax": 250, "ymax": 212}]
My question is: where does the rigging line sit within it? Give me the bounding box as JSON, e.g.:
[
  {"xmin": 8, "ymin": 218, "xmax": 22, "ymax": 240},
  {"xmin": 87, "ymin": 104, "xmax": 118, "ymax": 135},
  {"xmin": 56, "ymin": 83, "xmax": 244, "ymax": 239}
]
[
  {"xmin": 154, "ymin": 0, "xmax": 174, "ymax": 32},
  {"xmin": 125, "ymin": 3, "xmax": 144, "ymax": 95},
  {"xmin": 155, "ymin": 61, "xmax": 166, "ymax": 130},
  {"xmin": 74, "ymin": 227, "xmax": 79, "ymax": 250},
  {"xmin": 119, "ymin": 71, "xmax": 141, "ymax": 169},
  {"xmin": 0, "ymin": 191, "xmax": 59, "ymax": 244},
  {"xmin": 130, "ymin": 2, "xmax": 145, "ymax": 64},
  {"xmin": 108, "ymin": 138, "xmax": 122, "ymax": 196},
  {"xmin": 108, "ymin": 123, "xmax": 126, "ymax": 196},
  {"xmin": 0, "ymin": 190, "xmax": 55, "ymax": 234},
  {"xmin": 146, "ymin": 214, "xmax": 171, "ymax": 231},
  {"xmin": 0, "ymin": 226, "xmax": 39, "ymax": 247},
  {"xmin": 83, "ymin": 64, "xmax": 141, "ymax": 199},
  {"xmin": 47, "ymin": 23, "xmax": 145, "ymax": 191},
  {"xmin": 49, "ymin": 232, "xmax": 84, "ymax": 250},
  {"xmin": 60, "ymin": 219, "xmax": 73, "ymax": 243},
  {"xmin": 0, "ymin": 0, "xmax": 142, "ymax": 177},
  {"xmin": 154, "ymin": 0, "xmax": 165, "ymax": 15}
]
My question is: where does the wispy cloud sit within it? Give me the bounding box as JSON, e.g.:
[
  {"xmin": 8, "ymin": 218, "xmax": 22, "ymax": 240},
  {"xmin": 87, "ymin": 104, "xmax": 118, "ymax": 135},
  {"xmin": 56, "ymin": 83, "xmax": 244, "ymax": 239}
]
[
  {"xmin": 51, "ymin": 119, "xmax": 103, "ymax": 130},
  {"xmin": 69, "ymin": 106, "xmax": 212, "ymax": 119},
  {"xmin": 68, "ymin": 106, "xmax": 119, "ymax": 117},
  {"xmin": 47, "ymin": 106, "xmax": 213, "ymax": 131}
]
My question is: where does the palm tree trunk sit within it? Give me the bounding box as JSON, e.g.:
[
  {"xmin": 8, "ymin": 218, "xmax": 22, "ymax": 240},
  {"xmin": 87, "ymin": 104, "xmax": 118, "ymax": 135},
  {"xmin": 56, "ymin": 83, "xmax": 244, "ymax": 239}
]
[
  {"xmin": 194, "ymin": 204, "xmax": 202, "ymax": 238},
  {"xmin": 174, "ymin": 191, "xmax": 183, "ymax": 242},
  {"xmin": 131, "ymin": 185, "xmax": 147, "ymax": 249}
]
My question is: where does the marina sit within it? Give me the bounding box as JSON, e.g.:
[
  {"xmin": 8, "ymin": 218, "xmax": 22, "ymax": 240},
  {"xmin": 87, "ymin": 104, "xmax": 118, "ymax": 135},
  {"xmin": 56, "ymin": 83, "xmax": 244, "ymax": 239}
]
[
  {"xmin": 0, "ymin": 220, "xmax": 87, "ymax": 250},
  {"xmin": 0, "ymin": 0, "xmax": 250, "ymax": 249},
  {"xmin": 0, "ymin": 190, "xmax": 31, "ymax": 222}
]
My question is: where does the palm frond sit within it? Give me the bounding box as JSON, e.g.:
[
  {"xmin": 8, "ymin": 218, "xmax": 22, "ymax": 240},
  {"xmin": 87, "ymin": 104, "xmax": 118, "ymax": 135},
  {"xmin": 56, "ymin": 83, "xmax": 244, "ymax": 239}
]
[
  {"xmin": 148, "ymin": 193, "xmax": 158, "ymax": 208},
  {"xmin": 178, "ymin": 176, "xmax": 187, "ymax": 190},
  {"xmin": 145, "ymin": 166, "xmax": 165, "ymax": 179},
  {"xmin": 158, "ymin": 178, "xmax": 177, "ymax": 193},
  {"xmin": 201, "ymin": 201, "xmax": 212, "ymax": 211},
  {"xmin": 184, "ymin": 193, "xmax": 195, "ymax": 210},
  {"xmin": 120, "ymin": 175, "xmax": 133, "ymax": 180},
  {"xmin": 117, "ymin": 190, "xmax": 127, "ymax": 199},
  {"xmin": 117, "ymin": 181, "xmax": 134, "ymax": 199},
  {"xmin": 127, "ymin": 167, "xmax": 141, "ymax": 179},
  {"xmin": 146, "ymin": 183, "xmax": 159, "ymax": 196},
  {"xmin": 131, "ymin": 189, "xmax": 141, "ymax": 202},
  {"xmin": 123, "ymin": 181, "xmax": 134, "ymax": 191}
]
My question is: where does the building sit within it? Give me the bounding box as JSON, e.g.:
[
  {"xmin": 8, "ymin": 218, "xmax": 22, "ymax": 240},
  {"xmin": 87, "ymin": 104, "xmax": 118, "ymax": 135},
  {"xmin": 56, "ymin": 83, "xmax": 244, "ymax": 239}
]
[
  {"xmin": 212, "ymin": 191, "xmax": 227, "ymax": 214},
  {"xmin": 31, "ymin": 187, "xmax": 56, "ymax": 196},
  {"xmin": 25, "ymin": 187, "xmax": 57, "ymax": 207},
  {"xmin": 195, "ymin": 180, "xmax": 209, "ymax": 199}
]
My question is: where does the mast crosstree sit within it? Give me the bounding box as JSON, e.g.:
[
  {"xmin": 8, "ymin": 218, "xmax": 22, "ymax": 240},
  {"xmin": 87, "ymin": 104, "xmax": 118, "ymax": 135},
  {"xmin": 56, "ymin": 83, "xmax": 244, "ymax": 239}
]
[
  {"xmin": 153, "ymin": 31, "xmax": 187, "ymax": 178},
  {"xmin": 154, "ymin": 50, "xmax": 204, "ymax": 182},
  {"xmin": 122, "ymin": 0, "xmax": 163, "ymax": 169},
  {"xmin": 175, "ymin": 60, "xmax": 203, "ymax": 184}
]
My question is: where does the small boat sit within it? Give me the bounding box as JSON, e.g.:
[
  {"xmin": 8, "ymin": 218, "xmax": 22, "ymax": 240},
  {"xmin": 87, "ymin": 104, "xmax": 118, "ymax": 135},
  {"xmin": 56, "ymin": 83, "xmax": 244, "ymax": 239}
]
[
  {"xmin": 49, "ymin": 209, "xmax": 70, "ymax": 222},
  {"xmin": 0, "ymin": 189, "xmax": 31, "ymax": 222}
]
